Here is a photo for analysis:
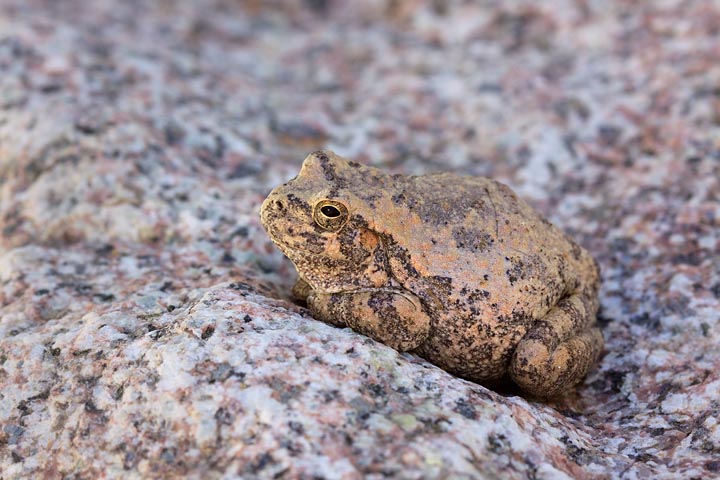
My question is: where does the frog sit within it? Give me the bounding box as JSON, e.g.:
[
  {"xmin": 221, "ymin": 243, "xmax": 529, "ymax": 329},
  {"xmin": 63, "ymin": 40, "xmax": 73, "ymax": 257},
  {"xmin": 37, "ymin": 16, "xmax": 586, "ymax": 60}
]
[{"xmin": 260, "ymin": 150, "xmax": 604, "ymax": 398}]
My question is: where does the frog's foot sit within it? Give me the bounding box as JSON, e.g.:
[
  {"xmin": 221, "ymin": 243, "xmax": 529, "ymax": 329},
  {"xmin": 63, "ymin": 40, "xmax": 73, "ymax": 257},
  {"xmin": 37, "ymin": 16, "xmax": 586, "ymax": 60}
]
[
  {"xmin": 292, "ymin": 277, "xmax": 313, "ymax": 302},
  {"xmin": 307, "ymin": 289, "xmax": 431, "ymax": 351},
  {"xmin": 509, "ymin": 293, "xmax": 604, "ymax": 398}
]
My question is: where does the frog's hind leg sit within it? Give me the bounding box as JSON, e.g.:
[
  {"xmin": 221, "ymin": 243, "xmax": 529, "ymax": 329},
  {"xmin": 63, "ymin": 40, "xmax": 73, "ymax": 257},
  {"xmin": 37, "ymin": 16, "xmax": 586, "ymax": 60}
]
[{"xmin": 509, "ymin": 292, "xmax": 604, "ymax": 398}]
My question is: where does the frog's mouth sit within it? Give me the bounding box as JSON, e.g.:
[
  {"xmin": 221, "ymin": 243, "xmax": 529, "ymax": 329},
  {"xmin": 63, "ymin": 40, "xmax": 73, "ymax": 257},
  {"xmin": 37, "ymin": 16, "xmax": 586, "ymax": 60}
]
[
  {"xmin": 268, "ymin": 233, "xmax": 326, "ymax": 257},
  {"xmin": 267, "ymin": 236, "xmax": 304, "ymax": 261}
]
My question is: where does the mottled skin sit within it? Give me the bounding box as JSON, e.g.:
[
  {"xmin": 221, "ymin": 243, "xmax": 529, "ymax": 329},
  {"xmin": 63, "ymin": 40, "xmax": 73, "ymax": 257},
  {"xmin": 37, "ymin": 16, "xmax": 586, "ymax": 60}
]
[{"xmin": 260, "ymin": 151, "xmax": 603, "ymax": 398}]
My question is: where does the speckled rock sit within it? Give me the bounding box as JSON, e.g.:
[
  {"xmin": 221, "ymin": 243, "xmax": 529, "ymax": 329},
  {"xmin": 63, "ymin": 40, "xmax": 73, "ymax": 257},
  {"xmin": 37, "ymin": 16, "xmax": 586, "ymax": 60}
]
[{"xmin": 1, "ymin": 1, "xmax": 719, "ymax": 479}]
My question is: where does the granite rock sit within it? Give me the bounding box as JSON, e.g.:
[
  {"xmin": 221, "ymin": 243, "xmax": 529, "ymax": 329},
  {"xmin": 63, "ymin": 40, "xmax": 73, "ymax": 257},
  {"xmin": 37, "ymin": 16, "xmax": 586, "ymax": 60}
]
[{"xmin": 1, "ymin": 1, "xmax": 719, "ymax": 478}]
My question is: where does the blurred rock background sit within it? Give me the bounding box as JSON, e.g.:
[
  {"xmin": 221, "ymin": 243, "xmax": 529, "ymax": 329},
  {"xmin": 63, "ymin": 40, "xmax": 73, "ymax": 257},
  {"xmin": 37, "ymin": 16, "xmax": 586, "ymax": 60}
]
[{"xmin": 0, "ymin": 1, "xmax": 718, "ymax": 478}]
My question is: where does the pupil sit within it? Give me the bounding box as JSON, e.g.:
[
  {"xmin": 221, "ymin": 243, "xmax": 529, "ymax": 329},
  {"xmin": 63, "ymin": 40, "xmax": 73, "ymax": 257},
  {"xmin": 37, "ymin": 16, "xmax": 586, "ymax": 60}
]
[{"xmin": 321, "ymin": 205, "xmax": 340, "ymax": 217}]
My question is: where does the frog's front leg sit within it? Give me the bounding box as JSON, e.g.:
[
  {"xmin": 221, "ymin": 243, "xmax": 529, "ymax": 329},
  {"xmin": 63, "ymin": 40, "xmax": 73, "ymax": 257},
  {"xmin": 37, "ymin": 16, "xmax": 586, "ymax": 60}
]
[
  {"xmin": 306, "ymin": 289, "xmax": 431, "ymax": 352},
  {"xmin": 509, "ymin": 292, "xmax": 604, "ymax": 398}
]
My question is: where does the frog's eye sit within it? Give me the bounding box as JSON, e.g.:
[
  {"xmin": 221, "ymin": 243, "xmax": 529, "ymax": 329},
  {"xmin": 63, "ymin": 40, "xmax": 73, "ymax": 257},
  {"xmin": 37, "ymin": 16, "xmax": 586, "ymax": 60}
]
[{"xmin": 313, "ymin": 200, "xmax": 349, "ymax": 231}]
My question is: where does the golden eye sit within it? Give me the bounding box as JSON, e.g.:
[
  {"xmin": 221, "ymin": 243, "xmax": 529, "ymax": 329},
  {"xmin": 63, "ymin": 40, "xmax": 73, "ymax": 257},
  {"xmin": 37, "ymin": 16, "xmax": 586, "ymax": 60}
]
[
  {"xmin": 313, "ymin": 200, "xmax": 349, "ymax": 231},
  {"xmin": 321, "ymin": 205, "xmax": 341, "ymax": 217}
]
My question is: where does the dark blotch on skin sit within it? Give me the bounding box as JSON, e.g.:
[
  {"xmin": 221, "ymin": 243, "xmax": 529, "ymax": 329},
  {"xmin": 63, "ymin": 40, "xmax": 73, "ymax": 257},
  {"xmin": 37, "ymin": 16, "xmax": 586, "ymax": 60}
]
[
  {"xmin": 286, "ymin": 193, "xmax": 312, "ymax": 217},
  {"xmin": 314, "ymin": 151, "xmax": 336, "ymax": 181},
  {"xmin": 367, "ymin": 292, "xmax": 407, "ymax": 343},
  {"xmin": 453, "ymin": 226, "xmax": 493, "ymax": 252},
  {"xmin": 506, "ymin": 257, "xmax": 525, "ymax": 285},
  {"xmin": 384, "ymin": 239, "xmax": 421, "ymax": 279},
  {"xmin": 311, "ymin": 150, "xmax": 328, "ymax": 162},
  {"xmin": 337, "ymin": 228, "xmax": 373, "ymax": 266}
]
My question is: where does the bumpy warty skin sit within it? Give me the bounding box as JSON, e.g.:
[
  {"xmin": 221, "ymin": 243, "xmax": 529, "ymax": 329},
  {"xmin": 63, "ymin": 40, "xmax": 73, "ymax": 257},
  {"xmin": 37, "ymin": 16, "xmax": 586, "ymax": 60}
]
[{"xmin": 260, "ymin": 150, "xmax": 603, "ymax": 397}]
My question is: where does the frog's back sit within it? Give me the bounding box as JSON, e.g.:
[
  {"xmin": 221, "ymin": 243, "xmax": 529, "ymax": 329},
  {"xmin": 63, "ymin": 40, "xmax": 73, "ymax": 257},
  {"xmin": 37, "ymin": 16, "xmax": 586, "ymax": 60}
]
[{"xmin": 388, "ymin": 172, "xmax": 582, "ymax": 320}]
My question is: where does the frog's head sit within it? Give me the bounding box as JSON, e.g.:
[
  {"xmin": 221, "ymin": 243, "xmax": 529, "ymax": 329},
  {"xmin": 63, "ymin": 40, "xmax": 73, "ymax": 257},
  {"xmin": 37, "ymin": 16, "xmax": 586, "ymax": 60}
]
[{"xmin": 260, "ymin": 150, "xmax": 391, "ymax": 293}]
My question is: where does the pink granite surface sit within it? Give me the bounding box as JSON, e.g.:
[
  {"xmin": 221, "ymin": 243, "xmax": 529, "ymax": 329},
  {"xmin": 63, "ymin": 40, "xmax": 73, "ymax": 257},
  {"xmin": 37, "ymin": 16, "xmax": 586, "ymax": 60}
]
[{"xmin": 0, "ymin": 1, "xmax": 719, "ymax": 478}]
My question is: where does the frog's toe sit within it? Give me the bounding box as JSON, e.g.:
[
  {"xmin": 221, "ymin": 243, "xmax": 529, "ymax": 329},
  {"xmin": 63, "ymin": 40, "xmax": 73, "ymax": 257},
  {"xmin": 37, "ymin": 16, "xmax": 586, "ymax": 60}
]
[{"xmin": 509, "ymin": 294, "xmax": 604, "ymax": 398}]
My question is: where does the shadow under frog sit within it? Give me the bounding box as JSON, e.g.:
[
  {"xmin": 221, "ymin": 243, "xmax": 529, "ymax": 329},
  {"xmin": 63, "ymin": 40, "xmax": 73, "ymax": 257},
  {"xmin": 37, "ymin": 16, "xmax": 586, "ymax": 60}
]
[{"xmin": 260, "ymin": 150, "xmax": 603, "ymax": 398}]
